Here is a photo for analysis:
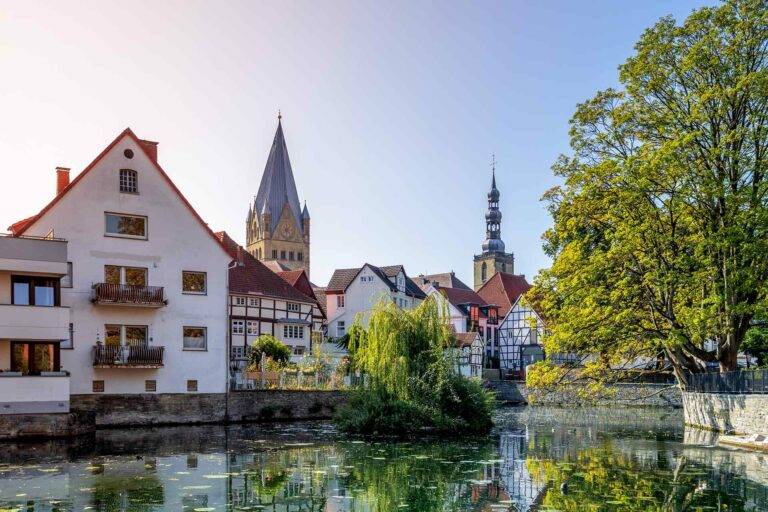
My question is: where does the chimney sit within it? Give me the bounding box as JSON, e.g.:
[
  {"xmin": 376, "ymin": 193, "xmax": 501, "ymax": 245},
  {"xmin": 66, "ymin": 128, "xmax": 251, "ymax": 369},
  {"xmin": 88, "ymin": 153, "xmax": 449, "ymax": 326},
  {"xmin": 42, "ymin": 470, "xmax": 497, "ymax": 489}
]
[
  {"xmin": 138, "ymin": 139, "xmax": 158, "ymax": 163},
  {"xmin": 56, "ymin": 167, "xmax": 70, "ymax": 195}
]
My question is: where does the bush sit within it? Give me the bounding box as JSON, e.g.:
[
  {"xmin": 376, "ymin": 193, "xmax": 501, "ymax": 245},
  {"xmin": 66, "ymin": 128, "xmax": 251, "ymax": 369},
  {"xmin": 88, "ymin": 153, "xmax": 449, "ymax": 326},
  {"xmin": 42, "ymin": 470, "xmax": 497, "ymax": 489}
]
[{"xmin": 248, "ymin": 335, "xmax": 291, "ymax": 369}]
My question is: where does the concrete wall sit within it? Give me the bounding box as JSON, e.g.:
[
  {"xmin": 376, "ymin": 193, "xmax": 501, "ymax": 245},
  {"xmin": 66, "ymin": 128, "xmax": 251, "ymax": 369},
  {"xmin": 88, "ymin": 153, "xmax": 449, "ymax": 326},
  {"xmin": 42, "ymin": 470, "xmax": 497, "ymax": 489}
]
[
  {"xmin": 0, "ymin": 374, "xmax": 70, "ymax": 413},
  {"xmin": 22, "ymin": 133, "xmax": 232, "ymax": 395},
  {"xmin": 71, "ymin": 390, "xmax": 348, "ymax": 427},
  {"xmin": 682, "ymin": 391, "xmax": 768, "ymax": 435},
  {"xmin": 491, "ymin": 381, "xmax": 682, "ymax": 408}
]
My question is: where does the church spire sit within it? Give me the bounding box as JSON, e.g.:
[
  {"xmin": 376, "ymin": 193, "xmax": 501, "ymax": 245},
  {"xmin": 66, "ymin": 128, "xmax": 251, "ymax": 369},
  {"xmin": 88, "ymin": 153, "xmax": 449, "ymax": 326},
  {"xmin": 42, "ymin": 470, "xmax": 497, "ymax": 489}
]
[{"xmin": 482, "ymin": 155, "xmax": 504, "ymax": 254}]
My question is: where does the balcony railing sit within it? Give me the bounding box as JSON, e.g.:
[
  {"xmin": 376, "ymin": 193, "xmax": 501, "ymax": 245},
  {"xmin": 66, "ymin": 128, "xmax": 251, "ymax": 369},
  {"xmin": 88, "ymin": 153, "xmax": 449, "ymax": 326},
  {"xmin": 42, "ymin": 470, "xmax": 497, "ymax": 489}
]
[
  {"xmin": 91, "ymin": 283, "xmax": 167, "ymax": 307},
  {"xmin": 93, "ymin": 344, "xmax": 164, "ymax": 368}
]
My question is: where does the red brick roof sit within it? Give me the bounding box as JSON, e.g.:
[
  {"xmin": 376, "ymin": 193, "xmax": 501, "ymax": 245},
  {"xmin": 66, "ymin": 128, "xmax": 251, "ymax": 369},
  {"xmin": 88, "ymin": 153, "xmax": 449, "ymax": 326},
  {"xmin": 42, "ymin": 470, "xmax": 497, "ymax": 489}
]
[
  {"xmin": 8, "ymin": 128, "xmax": 229, "ymax": 257},
  {"xmin": 476, "ymin": 272, "xmax": 532, "ymax": 318},
  {"xmin": 214, "ymin": 231, "xmax": 315, "ymax": 303}
]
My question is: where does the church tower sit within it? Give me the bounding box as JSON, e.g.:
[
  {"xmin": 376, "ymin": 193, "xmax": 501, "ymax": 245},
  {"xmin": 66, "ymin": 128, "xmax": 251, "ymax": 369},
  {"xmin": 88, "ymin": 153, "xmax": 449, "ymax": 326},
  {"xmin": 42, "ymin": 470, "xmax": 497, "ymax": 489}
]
[
  {"xmin": 473, "ymin": 160, "xmax": 514, "ymax": 290},
  {"xmin": 246, "ymin": 113, "xmax": 310, "ymax": 276}
]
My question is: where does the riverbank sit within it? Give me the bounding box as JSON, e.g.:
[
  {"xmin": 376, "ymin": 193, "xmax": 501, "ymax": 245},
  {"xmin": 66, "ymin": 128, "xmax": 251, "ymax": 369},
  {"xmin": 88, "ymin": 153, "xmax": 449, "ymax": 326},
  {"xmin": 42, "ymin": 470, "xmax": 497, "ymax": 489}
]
[{"xmin": 488, "ymin": 380, "xmax": 682, "ymax": 408}]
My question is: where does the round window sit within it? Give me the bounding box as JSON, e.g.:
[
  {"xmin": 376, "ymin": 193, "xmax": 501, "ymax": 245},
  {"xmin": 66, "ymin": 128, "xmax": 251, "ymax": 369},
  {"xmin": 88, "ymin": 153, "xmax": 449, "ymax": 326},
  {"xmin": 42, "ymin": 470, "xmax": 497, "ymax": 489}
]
[{"xmin": 124, "ymin": 149, "xmax": 134, "ymax": 159}]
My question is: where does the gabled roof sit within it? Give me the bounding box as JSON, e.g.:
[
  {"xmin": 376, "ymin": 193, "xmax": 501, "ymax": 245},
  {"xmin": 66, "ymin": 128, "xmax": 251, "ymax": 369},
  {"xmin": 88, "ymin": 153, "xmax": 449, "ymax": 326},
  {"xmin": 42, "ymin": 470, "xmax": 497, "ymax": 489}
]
[
  {"xmin": 264, "ymin": 260, "xmax": 292, "ymax": 273},
  {"xmin": 312, "ymin": 287, "xmax": 328, "ymax": 317},
  {"xmin": 416, "ymin": 272, "xmax": 472, "ymax": 292},
  {"xmin": 215, "ymin": 231, "xmax": 316, "ymax": 304},
  {"xmin": 253, "ymin": 119, "xmax": 304, "ymax": 235},
  {"xmin": 454, "ymin": 331, "xmax": 481, "ymax": 348},
  {"xmin": 277, "ymin": 269, "xmax": 326, "ymax": 319},
  {"xmin": 9, "ymin": 128, "xmax": 228, "ymax": 256},
  {"xmin": 440, "ymin": 287, "xmax": 488, "ymax": 308},
  {"xmin": 326, "ymin": 263, "xmax": 426, "ymax": 299},
  {"xmin": 476, "ymin": 271, "xmax": 532, "ymax": 318}
]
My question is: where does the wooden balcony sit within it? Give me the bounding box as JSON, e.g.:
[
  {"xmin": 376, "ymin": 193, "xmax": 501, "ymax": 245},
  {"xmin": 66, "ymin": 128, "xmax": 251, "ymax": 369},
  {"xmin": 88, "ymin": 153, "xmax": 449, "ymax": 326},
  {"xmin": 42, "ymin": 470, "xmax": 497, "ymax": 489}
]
[
  {"xmin": 91, "ymin": 283, "xmax": 167, "ymax": 307},
  {"xmin": 92, "ymin": 344, "xmax": 164, "ymax": 368}
]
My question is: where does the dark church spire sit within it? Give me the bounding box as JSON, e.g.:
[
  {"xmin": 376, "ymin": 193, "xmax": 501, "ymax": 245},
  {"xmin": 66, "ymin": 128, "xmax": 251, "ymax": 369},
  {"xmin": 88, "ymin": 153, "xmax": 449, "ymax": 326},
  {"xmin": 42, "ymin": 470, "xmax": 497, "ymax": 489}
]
[{"xmin": 482, "ymin": 155, "xmax": 505, "ymax": 253}]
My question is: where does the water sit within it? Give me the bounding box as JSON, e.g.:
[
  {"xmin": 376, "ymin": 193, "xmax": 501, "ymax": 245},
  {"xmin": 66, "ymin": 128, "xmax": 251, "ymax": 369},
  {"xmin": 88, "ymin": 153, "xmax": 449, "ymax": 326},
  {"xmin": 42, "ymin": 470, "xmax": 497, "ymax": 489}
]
[{"xmin": 1, "ymin": 407, "xmax": 767, "ymax": 511}]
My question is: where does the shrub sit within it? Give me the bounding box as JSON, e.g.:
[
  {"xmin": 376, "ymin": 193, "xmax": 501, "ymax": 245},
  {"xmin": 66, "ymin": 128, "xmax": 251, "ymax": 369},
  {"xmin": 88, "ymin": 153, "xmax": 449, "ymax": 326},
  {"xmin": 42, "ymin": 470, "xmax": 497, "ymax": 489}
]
[{"xmin": 248, "ymin": 335, "xmax": 291, "ymax": 369}]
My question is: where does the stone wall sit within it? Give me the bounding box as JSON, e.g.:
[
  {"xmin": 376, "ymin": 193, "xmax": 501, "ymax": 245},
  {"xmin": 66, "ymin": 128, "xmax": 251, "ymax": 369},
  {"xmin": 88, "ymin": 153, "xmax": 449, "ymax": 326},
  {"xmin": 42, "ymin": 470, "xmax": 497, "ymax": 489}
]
[
  {"xmin": 0, "ymin": 411, "xmax": 94, "ymax": 440},
  {"xmin": 70, "ymin": 390, "xmax": 349, "ymax": 428},
  {"xmin": 682, "ymin": 391, "xmax": 768, "ymax": 435},
  {"xmin": 491, "ymin": 381, "xmax": 682, "ymax": 408}
]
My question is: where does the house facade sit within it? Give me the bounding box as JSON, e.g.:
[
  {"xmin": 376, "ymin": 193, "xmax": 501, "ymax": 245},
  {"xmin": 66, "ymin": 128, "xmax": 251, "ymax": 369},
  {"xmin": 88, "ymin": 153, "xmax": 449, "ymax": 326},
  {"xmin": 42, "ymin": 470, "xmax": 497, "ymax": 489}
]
[
  {"xmin": 477, "ymin": 271, "xmax": 544, "ymax": 377},
  {"xmin": 9, "ymin": 129, "xmax": 232, "ymax": 397},
  {"xmin": 0, "ymin": 234, "xmax": 71, "ymax": 413},
  {"xmin": 325, "ymin": 264, "xmax": 426, "ymax": 339}
]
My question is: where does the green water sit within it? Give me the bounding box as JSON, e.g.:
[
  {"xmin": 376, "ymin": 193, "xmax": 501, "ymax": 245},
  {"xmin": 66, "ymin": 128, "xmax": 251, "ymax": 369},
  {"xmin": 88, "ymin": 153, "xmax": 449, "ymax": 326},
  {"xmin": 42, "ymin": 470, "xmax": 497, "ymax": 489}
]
[{"xmin": 1, "ymin": 407, "xmax": 767, "ymax": 511}]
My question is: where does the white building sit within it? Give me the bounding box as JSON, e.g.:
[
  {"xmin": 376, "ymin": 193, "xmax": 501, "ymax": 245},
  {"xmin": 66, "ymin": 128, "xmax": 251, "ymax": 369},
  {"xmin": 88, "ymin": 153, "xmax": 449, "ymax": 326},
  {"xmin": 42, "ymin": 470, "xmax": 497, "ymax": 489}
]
[
  {"xmin": 324, "ymin": 264, "xmax": 426, "ymax": 339},
  {"xmin": 9, "ymin": 128, "xmax": 232, "ymax": 397},
  {"xmin": 0, "ymin": 234, "xmax": 71, "ymax": 413},
  {"xmin": 477, "ymin": 271, "xmax": 545, "ymax": 378}
]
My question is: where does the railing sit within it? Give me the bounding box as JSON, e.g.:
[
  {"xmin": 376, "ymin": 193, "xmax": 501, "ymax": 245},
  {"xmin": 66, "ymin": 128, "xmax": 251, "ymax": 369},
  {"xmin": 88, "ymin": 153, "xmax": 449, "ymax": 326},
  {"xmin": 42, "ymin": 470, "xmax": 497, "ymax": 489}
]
[
  {"xmin": 93, "ymin": 344, "xmax": 164, "ymax": 368},
  {"xmin": 230, "ymin": 370, "xmax": 364, "ymax": 391},
  {"xmin": 91, "ymin": 283, "xmax": 167, "ymax": 307},
  {"xmin": 685, "ymin": 368, "xmax": 768, "ymax": 394}
]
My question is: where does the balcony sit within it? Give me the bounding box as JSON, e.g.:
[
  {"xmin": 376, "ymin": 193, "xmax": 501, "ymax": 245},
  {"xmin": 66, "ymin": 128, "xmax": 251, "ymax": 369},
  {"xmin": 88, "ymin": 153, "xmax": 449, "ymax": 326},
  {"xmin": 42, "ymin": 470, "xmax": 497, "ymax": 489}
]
[
  {"xmin": 93, "ymin": 344, "xmax": 164, "ymax": 368},
  {"xmin": 91, "ymin": 283, "xmax": 167, "ymax": 307},
  {"xmin": 0, "ymin": 304, "xmax": 70, "ymax": 341},
  {"xmin": 0, "ymin": 234, "xmax": 68, "ymax": 275},
  {"xmin": 0, "ymin": 372, "xmax": 70, "ymax": 414}
]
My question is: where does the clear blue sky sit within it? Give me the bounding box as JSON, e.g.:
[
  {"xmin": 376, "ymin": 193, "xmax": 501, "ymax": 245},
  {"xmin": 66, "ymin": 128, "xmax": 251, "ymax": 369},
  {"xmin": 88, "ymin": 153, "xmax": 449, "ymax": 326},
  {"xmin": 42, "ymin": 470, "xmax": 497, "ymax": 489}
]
[{"xmin": 0, "ymin": 0, "xmax": 712, "ymax": 286}]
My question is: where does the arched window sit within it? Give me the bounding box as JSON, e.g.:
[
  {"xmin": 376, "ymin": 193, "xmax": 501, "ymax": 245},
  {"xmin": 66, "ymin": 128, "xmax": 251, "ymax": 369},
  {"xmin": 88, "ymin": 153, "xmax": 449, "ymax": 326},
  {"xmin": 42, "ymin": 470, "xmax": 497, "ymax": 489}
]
[
  {"xmin": 119, "ymin": 169, "xmax": 138, "ymax": 193},
  {"xmin": 501, "ymin": 263, "xmax": 506, "ymax": 272},
  {"xmin": 481, "ymin": 262, "xmax": 487, "ymax": 282}
]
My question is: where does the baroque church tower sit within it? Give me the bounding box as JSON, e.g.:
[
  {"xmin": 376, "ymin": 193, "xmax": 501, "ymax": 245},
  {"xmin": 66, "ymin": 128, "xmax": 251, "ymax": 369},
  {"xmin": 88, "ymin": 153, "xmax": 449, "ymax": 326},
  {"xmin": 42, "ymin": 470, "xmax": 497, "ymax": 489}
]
[
  {"xmin": 246, "ymin": 114, "xmax": 311, "ymax": 276},
  {"xmin": 473, "ymin": 160, "xmax": 514, "ymax": 290}
]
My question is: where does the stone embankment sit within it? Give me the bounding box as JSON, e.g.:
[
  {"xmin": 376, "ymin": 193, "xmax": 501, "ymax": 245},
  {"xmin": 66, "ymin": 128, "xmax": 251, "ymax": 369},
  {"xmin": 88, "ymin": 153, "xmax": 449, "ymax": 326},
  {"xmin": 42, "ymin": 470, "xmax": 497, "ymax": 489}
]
[
  {"xmin": 682, "ymin": 391, "xmax": 768, "ymax": 436},
  {"xmin": 489, "ymin": 381, "xmax": 682, "ymax": 408}
]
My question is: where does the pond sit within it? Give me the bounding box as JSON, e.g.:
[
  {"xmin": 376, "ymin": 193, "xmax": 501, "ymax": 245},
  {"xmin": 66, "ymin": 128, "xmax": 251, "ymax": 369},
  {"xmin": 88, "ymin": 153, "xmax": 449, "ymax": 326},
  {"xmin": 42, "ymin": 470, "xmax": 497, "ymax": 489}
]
[{"xmin": 1, "ymin": 407, "xmax": 767, "ymax": 511}]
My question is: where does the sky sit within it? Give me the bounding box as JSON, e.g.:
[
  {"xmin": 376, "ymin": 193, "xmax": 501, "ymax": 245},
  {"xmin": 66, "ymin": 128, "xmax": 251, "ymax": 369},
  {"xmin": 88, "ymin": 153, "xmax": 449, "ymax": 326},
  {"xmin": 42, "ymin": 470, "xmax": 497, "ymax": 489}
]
[{"xmin": 0, "ymin": 0, "xmax": 713, "ymax": 287}]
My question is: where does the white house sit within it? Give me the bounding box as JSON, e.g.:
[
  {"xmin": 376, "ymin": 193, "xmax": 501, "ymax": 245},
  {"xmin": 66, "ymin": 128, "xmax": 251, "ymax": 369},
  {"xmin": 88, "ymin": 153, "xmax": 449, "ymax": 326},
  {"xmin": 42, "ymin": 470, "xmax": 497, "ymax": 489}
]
[
  {"xmin": 9, "ymin": 128, "xmax": 232, "ymax": 397},
  {"xmin": 325, "ymin": 264, "xmax": 426, "ymax": 339},
  {"xmin": 477, "ymin": 271, "xmax": 545, "ymax": 378}
]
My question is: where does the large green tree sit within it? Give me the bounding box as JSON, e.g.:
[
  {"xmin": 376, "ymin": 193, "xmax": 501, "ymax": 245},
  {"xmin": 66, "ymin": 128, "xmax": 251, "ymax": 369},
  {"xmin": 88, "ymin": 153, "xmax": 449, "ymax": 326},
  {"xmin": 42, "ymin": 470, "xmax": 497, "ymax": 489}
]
[{"xmin": 533, "ymin": 0, "xmax": 768, "ymax": 383}]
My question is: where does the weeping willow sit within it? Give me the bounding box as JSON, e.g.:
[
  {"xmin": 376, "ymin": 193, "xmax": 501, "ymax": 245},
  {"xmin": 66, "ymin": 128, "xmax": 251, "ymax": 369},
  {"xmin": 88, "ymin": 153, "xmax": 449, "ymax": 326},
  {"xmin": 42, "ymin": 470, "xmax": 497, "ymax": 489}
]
[{"xmin": 337, "ymin": 296, "xmax": 494, "ymax": 436}]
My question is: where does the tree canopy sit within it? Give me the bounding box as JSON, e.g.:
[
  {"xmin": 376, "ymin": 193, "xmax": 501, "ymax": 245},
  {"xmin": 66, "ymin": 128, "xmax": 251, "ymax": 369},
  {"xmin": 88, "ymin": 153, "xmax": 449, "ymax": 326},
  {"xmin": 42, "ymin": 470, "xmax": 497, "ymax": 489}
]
[{"xmin": 531, "ymin": 0, "xmax": 768, "ymax": 382}]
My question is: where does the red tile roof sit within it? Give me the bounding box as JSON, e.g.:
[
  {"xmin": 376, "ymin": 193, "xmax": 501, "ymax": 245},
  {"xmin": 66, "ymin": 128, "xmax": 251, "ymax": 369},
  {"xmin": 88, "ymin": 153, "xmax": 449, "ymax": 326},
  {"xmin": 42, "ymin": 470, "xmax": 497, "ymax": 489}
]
[
  {"xmin": 278, "ymin": 269, "xmax": 326, "ymax": 319},
  {"xmin": 214, "ymin": 231, "xmax": 315, "ymax": 303},
  {"xmin": 454, "ymin": 331, "xmax": 480, "ymax": 348},
  {"xmin": 9, "ymin": 128, "xmax": 228, "ymax": 256},
  {"xmin": 440, "ymin": 287, "xmax": 488, "ymax": 308},
  {"xmin": 476, "ymin": 272, "xmax": 532, "ymax": 318}
]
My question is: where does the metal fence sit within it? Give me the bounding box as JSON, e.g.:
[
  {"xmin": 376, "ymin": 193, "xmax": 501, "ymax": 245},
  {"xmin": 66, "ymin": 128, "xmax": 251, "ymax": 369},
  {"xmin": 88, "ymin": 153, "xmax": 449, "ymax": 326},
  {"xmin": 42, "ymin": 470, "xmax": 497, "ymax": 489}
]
[
  {"xmin": 230, "ymin": 370, "xmax": 365, "ymax": 391},
  {"xmin": 685, "ymin": 368, "xmax": 768, "ymax": 394}
]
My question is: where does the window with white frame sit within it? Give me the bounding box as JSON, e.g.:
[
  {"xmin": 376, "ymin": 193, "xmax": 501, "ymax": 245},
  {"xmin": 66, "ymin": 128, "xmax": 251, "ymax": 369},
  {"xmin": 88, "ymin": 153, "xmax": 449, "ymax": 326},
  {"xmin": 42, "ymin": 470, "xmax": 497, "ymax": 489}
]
[
  {"xmin": 105, "ymin": 212, "xmax": 147, "ymax": 239},
  {"xmin": 234, "ymin": 296, "xmax": 246, "ymax": 306},
  {"xmin": 337, "ymin": 321, "xmax": 346, "ymax": 337},
  {"xmin": 246, "ymin": 320, "xmax": 258, "ymax": 335},
  {"xmin": 293, "ymin": 346, "xmax": 305, "ymax": 355},
  {"xmin": 119, "ymin": 169, "xmax": 138, "ymax": 193},
  {"xmin": 283, "ymin": 325, "xmax": 304, "ymax": 339},
  {"xmin": 183, "ymin": 327, "xmax": 206, "ymax": 350},
  {"xmin": 337, "ymin": 295, "xmax": 345, "ymax": 308},
  {"xmin": 231, "ymin": 320, "xmax": 244, "ymax": 334},
  {"xmin": 287, "ymin": 302, "xmax": 300, "ymax": 312}
]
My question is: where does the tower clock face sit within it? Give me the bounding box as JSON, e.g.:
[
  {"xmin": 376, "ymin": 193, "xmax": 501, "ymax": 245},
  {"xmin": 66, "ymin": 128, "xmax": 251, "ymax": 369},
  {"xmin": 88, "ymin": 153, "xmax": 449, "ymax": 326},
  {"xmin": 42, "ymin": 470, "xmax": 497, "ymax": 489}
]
[{"xmin": 281, "ymin": 224, "xmax": 294, "ymax": 239}]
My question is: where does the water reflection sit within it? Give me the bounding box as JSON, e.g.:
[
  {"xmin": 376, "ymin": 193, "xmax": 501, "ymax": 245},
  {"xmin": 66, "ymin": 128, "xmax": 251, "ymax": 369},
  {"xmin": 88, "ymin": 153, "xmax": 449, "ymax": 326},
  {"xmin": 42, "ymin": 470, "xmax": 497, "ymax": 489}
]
[{"xmin": 0, "ymin": 408, "xmax": 767, "ymax": 511}]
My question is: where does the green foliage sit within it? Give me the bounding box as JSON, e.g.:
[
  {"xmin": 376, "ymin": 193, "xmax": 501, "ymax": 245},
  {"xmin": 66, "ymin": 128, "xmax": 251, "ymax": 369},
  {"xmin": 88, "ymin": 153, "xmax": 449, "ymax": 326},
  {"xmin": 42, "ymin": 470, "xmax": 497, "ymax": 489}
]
[
  {"xmin": 532, "ymin": 0, "xmax": 768, "ymax": 381},
  {"xmin": 248, "ymin": 335, "xmax": 291, "ymax": 368},
  {"xmin": 743, "ymin": 326, "xmax": 768, "ymax": 366},
  {"xmin": 336, "ymin": 297, "xmax": 494, "ymax": 436}
]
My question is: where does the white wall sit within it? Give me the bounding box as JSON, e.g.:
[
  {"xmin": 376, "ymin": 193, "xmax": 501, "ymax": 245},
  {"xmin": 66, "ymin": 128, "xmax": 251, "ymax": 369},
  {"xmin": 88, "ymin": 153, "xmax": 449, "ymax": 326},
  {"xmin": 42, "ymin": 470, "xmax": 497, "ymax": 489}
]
[{"xmin": 22, "ymin": 134, "xmax": 231, "ymax": 394}]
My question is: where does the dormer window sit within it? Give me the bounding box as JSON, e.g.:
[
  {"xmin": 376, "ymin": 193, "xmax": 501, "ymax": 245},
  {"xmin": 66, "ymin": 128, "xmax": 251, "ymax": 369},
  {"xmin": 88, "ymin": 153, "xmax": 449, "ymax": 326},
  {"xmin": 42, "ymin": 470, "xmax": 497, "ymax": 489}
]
[
  {"xmin": 119, "ymin": 169, "xmax": 138, "ymax": 194},
  {"xmin": 397, "ymin": 275, "xmax": 405, "ymax": 292}
]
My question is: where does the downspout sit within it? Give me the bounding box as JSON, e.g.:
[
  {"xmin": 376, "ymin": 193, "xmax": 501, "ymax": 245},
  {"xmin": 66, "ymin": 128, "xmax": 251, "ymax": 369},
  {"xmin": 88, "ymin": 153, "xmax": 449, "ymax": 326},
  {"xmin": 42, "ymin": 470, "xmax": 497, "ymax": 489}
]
[{"xmin": 224, "ymin": 259, "xmax": 238, "ymax": 423}]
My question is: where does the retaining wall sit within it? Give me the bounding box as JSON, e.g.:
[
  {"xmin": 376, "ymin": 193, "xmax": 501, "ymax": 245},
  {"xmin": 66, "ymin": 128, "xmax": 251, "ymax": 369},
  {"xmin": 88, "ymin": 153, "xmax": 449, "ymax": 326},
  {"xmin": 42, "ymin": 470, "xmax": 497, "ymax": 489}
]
[
  {"xmin": 0, "ymin": 411, "xmax": 94, "ymax": 440},
  {"xmin": 491, "ymin": 381, "xmax": 682, "ymax": 408},
  {"xmin": 682, "ymin": 391, "xmax": 768, "ymax": 435}
]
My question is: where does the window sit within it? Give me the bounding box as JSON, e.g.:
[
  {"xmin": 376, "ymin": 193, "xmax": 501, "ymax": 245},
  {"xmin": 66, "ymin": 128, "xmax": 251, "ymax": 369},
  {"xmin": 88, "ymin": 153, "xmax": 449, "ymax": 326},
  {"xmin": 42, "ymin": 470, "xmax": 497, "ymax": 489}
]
[
  {"xmin": 231, "ymin": 320, "xmax": 244, "ymax": 334},
  {"xmin": 119, "ymin": 169, "xmax": 138, "ymax": 193},
  {"xmin": 105, "ymin": 212, "xmax": 147, "ymax": 239},
  {"xmin": 246, "ymin": 320, "xmax": 258, "ymax": 335},
  {"xmin": 337, "ymin": 295, "xmax": 345, "ymax": 308},
  {"xmin": 289, "ymin": 251, "xmax": 294, "ymax": 261},
  {"xmin": 287, "ymin": 302, "xmax": 300, "ymax": 312},
  {"xmin": 234, "ymin": 296, "xmax": 246, "ymax": 306},
  {"xmin": 183, "ymin": 327, "xmax": 207, "ymax": 350},
  {"xmin": 187, "ymin": 379, "xmax": 198, "ymax": 392},
  {"xmin": 93, "ymin": 380, "xmax": 105, "ymax": 393},
  {"xmin": 61, "ymin": 323, "xmax": 74, "ymax": 349},
  {"xmin": 11, "ymin": 275, "xmax": 58, "ymax": 306},
  {"xmin": 360, "ymin": 276, "xmax": 373, "ymax": 283},
  {"xmin": 297, "ymin": 252, "xmax": 303, "ymax": 261},
  {"xmin": 337, "ymin": 321, "xmax": 346, "ymax": 337},
  {"xmin": 248, "ymin": 298, "xmax": 259, "ymax": 307},
  {"xmin": 293, "ymin": 346, "xmax": 305, "ymax": 356},
  {"xmin": 283, "ymin": 325, "xmax": 304, "ymax": 339},
  {"xmin": 61, "ymin": 262, "xmax": 73, "ymax": 288},
  {"xmin": 105, "ymin": 265, "xmax": 147, "ymax": 286},
  {"xmin": 280, "ymin": 250, "xmax": 286, "ymax": 259},
  {"xmin": 145, "ymin": 380, "xmax": 156, "ymax": 392},
  {"xmin": 11, "ymin": 341, "xmax": 60, "ymax": 374},
  {"xmin": 182, "ymin": 271, "xmax": 207, "ymax": 294},
  {"xmin": 397, "ymin": 275, "xmax": 405, "ymax": 292},
  {"xmin": 272, "ymin": 249, "xmax": 278, "ymax": 259},
  {"xmin": 187, "ymin": 455, "xmax": 198, "ymax": 469},
  {"xmin": 481, "ymin": 262, "xmax": 487, "ymax": 283},
  {"xmin": 103, "ymin": 324, "xmax": 148, "ymax": 346}
]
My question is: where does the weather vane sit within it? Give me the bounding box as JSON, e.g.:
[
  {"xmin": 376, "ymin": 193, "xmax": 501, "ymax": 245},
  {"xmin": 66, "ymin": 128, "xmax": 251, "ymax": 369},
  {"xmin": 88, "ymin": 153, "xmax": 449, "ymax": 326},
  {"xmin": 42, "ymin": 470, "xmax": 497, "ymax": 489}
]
[{"xmin": 278, "ymin": 109, "xmax": 282, "ymax": 120}]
